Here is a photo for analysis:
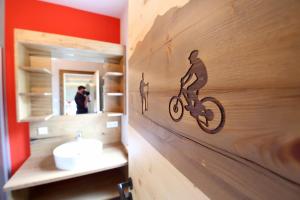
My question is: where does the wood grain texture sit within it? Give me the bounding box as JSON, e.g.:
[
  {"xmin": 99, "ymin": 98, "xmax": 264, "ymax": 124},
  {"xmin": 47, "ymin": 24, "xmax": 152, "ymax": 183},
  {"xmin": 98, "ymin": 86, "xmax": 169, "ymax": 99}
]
[
  {"xmin": 30, "ymin": 113, "xmax": 121, "ymax": 144},
  {"xmin": 103, "ymin": 62, "xmax": 125, "ymax": 114},
  {"xmin": 130, "ymin": 109, "xmax": 300, "ymax": 199},
  {"xmin": 128, "ymin": 126, "xmax": 209, "ymax": 200},
  {"xmin": 15, "ymin": 29, "xmax": 125, "ymax": 59},
  {"xmin": 104, "ymin": 76, "xmax": 123, "ymax": 93},
  {"xmin": 15, "ymin": 43, "xmax": 53, "ymax": 121},
  {"xmin": 15, "ymin": 43, "xmax": 31, "ymax": 121},
  {"xmin": 128, "ymin": 0, "xmax": 300, "ymax": 199},
  {"xmin": 29, "ymin": 66, "xmax": 52, "ymax": 117},
  {"xmin": 127, "ymin": 0, "xmax": 190, "ymax": 58},
  {"xmin": 29, "ymin": 56, "xmax": 51, "ymax": 69},
  {"xmin": 103, "ymin": 62, "xmax": 124, "ymax": 93}
]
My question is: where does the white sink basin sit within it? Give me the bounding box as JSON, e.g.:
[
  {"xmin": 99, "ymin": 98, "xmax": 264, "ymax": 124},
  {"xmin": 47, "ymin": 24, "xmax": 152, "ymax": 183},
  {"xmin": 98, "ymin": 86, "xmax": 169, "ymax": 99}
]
[{"xmin": 53, "ymin": 139, "xmax": 103, "ymax": 170}]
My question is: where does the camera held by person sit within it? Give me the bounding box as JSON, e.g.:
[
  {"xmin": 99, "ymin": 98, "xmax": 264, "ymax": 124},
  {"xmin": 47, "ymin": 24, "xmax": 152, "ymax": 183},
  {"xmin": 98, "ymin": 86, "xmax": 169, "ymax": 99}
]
[{"xmin": 83, "ymin": 90, "xmax": 90, "ymax": 96}]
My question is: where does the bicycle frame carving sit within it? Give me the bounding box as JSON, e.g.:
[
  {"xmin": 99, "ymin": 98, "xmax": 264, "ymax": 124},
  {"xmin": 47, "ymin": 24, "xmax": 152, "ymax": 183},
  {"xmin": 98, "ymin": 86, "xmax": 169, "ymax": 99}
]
[{"xmin": 169, "ymin": 50, "xmax": 225, "ymax": 134}]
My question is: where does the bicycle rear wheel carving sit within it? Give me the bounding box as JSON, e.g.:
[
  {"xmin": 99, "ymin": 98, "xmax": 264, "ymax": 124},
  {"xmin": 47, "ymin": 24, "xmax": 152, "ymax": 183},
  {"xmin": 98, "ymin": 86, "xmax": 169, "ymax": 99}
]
[
  {"xmin": 197, "ymin": 97, "xmax": 225, "ymax": 134},
  {"xmin": 169, "ymin": 96, "xmax": 184, "ymax": 122}
]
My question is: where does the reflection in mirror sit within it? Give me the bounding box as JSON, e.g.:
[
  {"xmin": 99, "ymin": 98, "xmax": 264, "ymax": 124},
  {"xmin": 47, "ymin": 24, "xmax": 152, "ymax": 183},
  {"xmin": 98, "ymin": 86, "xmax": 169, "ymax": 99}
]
[
  {"xmin": 59, "ymin": 70, "xmax": 102, "ymax": 115},
  {"xmin": 15, "ymin": 40, "xmax": 123, "ymax": 118}
]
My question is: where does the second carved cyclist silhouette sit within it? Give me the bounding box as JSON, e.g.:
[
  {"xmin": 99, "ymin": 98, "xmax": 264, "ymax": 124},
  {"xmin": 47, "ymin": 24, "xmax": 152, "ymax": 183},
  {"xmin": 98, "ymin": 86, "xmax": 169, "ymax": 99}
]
[{"xmin": 169, "ymin": 50, "xmax": 225, "ymax": 134}]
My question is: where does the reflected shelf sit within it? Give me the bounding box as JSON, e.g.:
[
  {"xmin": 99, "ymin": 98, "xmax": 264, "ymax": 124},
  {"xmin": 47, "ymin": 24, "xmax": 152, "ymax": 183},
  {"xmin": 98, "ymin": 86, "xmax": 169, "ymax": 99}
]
[
  {"xmin": 19, "ymin": 92, "xmax": 52, "ymax": 97},
  {"xmin": 105, "ymin": 92, "xmax": 123, "ymax": 96},
  {"xmin": 104, "ymin": 72, "xmax": 123, "ymax": 77},
  {"xmin": 19, "ymin": 114, "xmax": 54, "ymax": 122},
  {"xmin": 107, "ymin": 112, "xmax": 123, "ymax": 117},
  {"xmin": 19, "ymin": 66, "xmax": 52, "ymax": 74}
]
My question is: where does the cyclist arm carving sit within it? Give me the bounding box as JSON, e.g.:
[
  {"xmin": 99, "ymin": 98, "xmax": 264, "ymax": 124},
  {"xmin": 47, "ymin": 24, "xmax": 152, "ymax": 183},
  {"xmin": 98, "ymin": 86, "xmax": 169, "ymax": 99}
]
[{"xmin": 181, "ymin": 67, "xmax": 193, "ymax": 86}]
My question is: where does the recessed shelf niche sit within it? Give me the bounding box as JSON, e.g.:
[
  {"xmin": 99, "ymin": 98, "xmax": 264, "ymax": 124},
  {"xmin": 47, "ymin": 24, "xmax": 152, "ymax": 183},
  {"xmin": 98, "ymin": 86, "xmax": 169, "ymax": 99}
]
[
  {"xmin": 103, "ymin": 62, "xmax": 125, "ymax": 115},
  {"xmin": 15, "ymin": 44, "xmax": 53, "ymax": 122}
]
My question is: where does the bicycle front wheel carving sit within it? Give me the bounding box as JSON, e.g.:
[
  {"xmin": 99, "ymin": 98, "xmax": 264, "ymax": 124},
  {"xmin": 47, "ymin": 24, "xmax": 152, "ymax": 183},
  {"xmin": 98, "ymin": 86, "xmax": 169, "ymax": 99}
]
[
  {"xmin": 197, "ymin": 97, "xmax": 225, "ymax": 134},
  {"xmin": 169, "ymin": 96, "xmax": 184, "ymax": 122}
]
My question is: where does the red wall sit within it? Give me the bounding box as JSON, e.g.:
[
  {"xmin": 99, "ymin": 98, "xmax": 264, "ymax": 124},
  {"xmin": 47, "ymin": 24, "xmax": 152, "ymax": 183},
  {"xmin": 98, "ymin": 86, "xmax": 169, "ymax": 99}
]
[{"xmin": 5, "ymin": 0, "xmax": 120, "ymax": 174}]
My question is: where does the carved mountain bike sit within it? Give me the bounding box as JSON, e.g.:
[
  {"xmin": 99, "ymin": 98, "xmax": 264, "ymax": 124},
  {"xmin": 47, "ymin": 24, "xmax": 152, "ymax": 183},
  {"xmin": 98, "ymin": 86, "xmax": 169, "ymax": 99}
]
[{"xmin": 169, "ymin": 82, "xmax": 225, "ymax": 134}]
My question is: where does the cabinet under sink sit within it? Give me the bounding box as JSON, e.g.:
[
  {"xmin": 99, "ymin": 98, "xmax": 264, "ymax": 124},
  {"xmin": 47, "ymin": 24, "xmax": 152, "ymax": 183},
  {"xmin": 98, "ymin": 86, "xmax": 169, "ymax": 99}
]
[
  {"xmin": 4, "ymin": 143, "xmax": 128, "ymax": 200},
  {"xmin": 10, "ymin": 167, "xmax": 127, "ymax": 200}
]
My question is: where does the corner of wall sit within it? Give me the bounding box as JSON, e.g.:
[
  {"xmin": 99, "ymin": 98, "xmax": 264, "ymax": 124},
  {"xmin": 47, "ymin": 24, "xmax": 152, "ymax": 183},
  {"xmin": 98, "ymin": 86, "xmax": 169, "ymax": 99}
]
[{"xmin": 120, "ymin": 2, "xmax": 129, "ymax": 147}]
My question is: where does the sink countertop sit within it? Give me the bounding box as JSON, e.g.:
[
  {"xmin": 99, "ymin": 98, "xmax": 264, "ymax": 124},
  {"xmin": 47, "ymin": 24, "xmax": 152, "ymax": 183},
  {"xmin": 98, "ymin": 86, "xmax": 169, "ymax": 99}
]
[{"xmin": 3, "ymin": 142, "xmax": 128, "ymax": 191}]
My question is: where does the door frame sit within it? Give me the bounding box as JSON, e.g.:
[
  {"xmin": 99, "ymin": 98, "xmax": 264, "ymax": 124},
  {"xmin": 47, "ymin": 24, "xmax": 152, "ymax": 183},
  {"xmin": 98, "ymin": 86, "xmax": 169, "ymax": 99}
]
[
  {"xmin": 1, "ymin": 0, "xmax": 11, "ymax": 198},
  {"xmin": 0, "ymin": 47, "xmax": 11, "ymax": 200}
]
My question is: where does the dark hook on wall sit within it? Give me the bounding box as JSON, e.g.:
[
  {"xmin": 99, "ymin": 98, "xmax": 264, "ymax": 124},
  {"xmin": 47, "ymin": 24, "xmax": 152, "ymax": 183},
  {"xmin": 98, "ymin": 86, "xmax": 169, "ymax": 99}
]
[{"xmin": 168, "ymin": 50, "xmax": 225, "ymax": 134}]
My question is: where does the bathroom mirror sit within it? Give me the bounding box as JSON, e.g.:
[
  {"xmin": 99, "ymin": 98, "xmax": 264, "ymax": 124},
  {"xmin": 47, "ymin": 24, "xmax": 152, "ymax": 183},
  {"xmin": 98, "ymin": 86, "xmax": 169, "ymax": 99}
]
[
  {"xmin": 14, "ymin": 30, "xmax": 124, "ymax": 122},
  {"xmin": 51, "ymin": 57, "xmax": 105, "ymax": 116},
  {"xmin": 59, "ymin": 70, "xmax": 102, "ymax": 115},
  {"xmin": 19, "ymin": 43, "xmax": 108, "ymax": 117},
  {"xmin": 23, "ymin": 44, "xmax": 107, "ymax": 116}
]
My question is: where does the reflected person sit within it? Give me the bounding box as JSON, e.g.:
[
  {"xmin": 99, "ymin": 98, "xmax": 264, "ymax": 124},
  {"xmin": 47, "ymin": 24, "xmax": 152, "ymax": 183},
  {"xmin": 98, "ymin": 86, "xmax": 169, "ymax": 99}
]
[{"xmin": 75, "ymin": 85, "xmax": 90, "ymax": 114}]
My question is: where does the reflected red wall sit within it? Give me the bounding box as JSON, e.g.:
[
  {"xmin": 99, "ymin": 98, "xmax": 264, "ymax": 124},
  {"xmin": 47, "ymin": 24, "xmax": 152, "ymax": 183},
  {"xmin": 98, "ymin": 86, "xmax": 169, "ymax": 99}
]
[{"xmin": 5, "ymin": 0, "xmax": 120, "ymax": 174}]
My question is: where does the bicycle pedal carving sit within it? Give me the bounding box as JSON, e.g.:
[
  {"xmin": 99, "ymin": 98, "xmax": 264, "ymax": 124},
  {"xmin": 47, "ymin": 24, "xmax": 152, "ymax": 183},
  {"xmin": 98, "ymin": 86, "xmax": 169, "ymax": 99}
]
[
  {"xmin": 140, "ymin": 72, "xmax": 149, "ymax": 115},
  {"xmin": 169, "ymin": 50, "xmax": 225, "ymax": 134}
]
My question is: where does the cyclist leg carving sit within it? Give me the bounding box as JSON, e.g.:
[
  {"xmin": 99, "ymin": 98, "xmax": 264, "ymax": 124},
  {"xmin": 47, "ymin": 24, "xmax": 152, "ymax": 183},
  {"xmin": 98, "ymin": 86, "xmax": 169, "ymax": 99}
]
[
  {"xmin": 141, "ymin": 95, "xmax": 144, "ymax": 114},
  {"xmin": 141, "ymin": 95, "xmax": 146, "ymax": 114}
]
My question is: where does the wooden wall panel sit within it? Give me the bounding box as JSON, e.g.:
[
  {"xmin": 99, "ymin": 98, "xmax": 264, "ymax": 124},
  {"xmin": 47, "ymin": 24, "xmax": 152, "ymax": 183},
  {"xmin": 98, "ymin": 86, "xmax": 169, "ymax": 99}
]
[
  {"xmin": 128, "ymin": 126, "xmax": 208, "ymax": 200},
  {"xmin": 29, "ymin": 56, "xmax": 51, "ymax": 69},
  {"xmin": 128, "ymin": 0, "xmax": 300, "ymax": 199},
  {"xmin": 103, "ymin": 62, "xmax": 125, "ymax": 113},
  {"xmin": 15, "ymin": 29, "xmax": 124, "ymax": 59},
  {"xmin": 104, "ymin": 77, "xmax": 123, "ymax": 93},
  {"xmin": 128, "ymin": 0, "xmax": 189, "ymax": 58},
  {"xmin": 30, "ymin": 73, "xmax": 52, "ymax": 93},
  {"xmin": 30, "ymin": 97, "xmax": 52, "ymax": 116}
]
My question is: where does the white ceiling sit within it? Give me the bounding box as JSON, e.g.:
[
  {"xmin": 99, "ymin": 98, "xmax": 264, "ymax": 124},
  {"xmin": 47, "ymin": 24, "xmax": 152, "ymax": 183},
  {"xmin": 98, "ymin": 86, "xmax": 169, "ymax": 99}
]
[{"xmin": 41, "ymin": 0, "xmax": 127, "ymax": 18}]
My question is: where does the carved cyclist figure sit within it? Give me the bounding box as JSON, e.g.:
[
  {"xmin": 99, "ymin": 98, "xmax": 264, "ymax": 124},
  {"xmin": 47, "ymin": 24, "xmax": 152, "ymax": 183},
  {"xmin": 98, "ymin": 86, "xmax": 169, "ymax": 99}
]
[
  {"xmin": 181, "ymin": 50, "xmax": 207, "ymax": 113},
  {"xmin": 169, "ymin": 50, "xmax": 225, "ymax": 134}
]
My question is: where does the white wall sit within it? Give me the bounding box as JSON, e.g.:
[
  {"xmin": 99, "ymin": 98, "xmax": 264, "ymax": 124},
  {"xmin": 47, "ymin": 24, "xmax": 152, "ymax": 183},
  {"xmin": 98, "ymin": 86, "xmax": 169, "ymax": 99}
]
[{"xmin": 120, "ymin": 1, "xmax": 129, "ymax": 147}]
